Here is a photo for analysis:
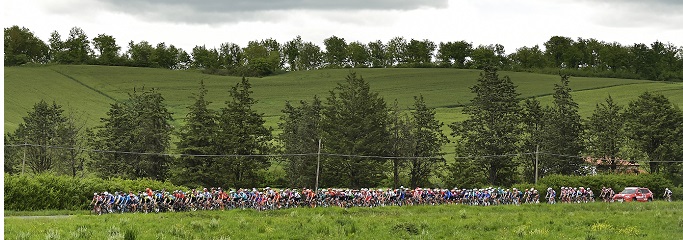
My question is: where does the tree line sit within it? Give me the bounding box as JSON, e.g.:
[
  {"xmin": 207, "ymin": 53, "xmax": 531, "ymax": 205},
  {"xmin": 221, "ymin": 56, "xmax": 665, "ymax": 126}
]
[
  {"xmin": 5, "ymin": 26, "xmax": 683, "ymax": 80},
  {"xmin": 5, "ymin": 69, "xmax": 683, "ymax": 188}
]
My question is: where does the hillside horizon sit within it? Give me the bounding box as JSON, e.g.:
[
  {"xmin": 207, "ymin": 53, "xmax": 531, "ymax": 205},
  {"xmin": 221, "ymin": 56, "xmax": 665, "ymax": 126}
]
[{"xmin": 5, "ymin": 65, "xmax": 683, "ymax": 136}]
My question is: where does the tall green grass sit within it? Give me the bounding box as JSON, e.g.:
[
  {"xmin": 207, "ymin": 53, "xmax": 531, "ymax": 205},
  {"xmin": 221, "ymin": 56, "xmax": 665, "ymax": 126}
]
[{"xmin": 5, "ymin": 202, "xmax": 682, "ymax": 239}]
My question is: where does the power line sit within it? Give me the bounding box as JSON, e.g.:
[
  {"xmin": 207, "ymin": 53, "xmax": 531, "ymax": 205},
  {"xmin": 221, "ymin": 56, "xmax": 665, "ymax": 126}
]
[{"xmin": 4, "ymin": 143, "xmax": 682, "ymax": 163}]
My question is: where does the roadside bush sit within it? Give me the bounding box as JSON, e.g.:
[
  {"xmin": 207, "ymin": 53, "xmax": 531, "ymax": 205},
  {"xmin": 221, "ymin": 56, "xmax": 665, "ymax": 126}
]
[
  {"xmin": 4, "ymin": 173, "xmax": 186, "ymax": 211},
  {"xmin": 669, "ymin": 186, "xmax": 683, "ymax": 201}
]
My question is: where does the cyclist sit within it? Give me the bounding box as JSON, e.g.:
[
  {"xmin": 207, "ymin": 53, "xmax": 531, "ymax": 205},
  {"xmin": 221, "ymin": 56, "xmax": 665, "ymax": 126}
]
[
  {"xmin": 663, "ymin": 188, "xmax": 673, "ymax": 202},
  {"xmin": 91, "ymin": 193, "xmax": 102, "ymax": 215},
  {"xmin": 606, "ymin": 188, "xmax": 615, "ymax": 203},
  {"xmin": 217, "ymin": 189, "xmax": 228, "ymax": 210},
  {"xmin": 163, "ymin": 191, "xmax": 174, "ymax": 212},
  {"xmin": 599, "ymin": 187, "xmax": 608, "ymax": 202},
  {"xmin": 546, "ymin": 187, "xmax": 556, "ymax": 204},
  {"xmin": 120, "ymin": 191, "xmax": 130, "ymax": 213},
  {"xmin": 104, "ymin": 192, "xmax": 115, "ymax": 213},
  {"xmin": 531, "ymin": 189, "xmax": 539, "ymax": 204},
  {"xmin": 522, "ymin": 189, "xmax": 530, "ymax": 204},
  {"xmin": 129, "ymin": 192, "xmax": 139, "ymax": 213}
]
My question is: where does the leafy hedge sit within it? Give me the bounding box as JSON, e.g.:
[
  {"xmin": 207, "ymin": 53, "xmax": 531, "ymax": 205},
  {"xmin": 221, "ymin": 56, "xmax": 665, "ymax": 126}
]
[
  {"xmin": 5, "ymin": 173, "xmax": 679, "ymax": 211},
  {"xmin": 4, "ymin": 173, "xmax": 187, "ymax": 211}
]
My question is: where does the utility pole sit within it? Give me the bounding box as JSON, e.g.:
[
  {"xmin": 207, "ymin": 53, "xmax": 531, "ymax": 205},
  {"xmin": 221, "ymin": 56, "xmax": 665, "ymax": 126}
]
[
  {"xmin": 535, "ymin": 144, "xmax": 539, "ymax": 185},
  {"xmin": 315, "ymin": 139, "xmax": 321, "ymax": 193},
  {"xmin": 22, "ymin": 142, "xmax": 26, "ymax": 175}
]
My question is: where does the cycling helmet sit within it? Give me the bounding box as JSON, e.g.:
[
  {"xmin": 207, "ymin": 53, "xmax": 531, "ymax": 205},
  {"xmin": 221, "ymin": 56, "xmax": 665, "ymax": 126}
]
[{"xmin": 94, "ymin": 193, "xmax": 97, "ymax": 196}]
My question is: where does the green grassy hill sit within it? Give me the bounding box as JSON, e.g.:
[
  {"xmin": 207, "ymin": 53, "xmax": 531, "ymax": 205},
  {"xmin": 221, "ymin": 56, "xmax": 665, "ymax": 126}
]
[{"xmin": 5, "ymin": 65, "xmax": 683, "ymax": 141}]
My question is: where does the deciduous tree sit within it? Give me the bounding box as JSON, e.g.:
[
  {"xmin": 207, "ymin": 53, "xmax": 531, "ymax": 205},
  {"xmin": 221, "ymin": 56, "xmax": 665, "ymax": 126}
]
[
  {"xmin": 128, "ymin": 41, "xmax": 155, "ymax": 67},
  {"xmin": 347, "ymin": 41, "xmax": 370, "ymax": 68},
  {"xmin": 387, "ymin": 37, "xmax": 408, "ymax": 66},
  {"xmin": 436, "ymin": 40, "xmax": 472, "ymax": 68},
  {"xmin": 92, "ymin": 33, "xmax": 121, "ymax": 65},
  {"xmin": 405, "ymin": 39, "xmax": 436, "ymax": 65},
  {"xmin": 323, "ymin": 35, "xmax": 348, "ymax": 68},
  {"xmin": 4, "ymin": 26, "xmax": 49, "ymax": 66},
  {"xmin": 62, "ymin": 27, "xmax": 92, "ymax": 64},
  {"xmin": 367, "ymin": 40, "xmax": 387, "ymax": 68}
]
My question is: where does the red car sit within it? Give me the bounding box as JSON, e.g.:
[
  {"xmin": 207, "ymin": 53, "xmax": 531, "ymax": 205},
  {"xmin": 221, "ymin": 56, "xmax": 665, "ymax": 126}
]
[{"xmin": 613, "ymin": 187, "xmax": 653, "ymax": 202}]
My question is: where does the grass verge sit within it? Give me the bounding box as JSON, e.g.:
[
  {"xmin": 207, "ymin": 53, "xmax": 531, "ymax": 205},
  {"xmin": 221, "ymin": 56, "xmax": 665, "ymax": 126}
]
[{"xmin": 5, "ymin": 201, "xmax": 682, "ymax": 239}]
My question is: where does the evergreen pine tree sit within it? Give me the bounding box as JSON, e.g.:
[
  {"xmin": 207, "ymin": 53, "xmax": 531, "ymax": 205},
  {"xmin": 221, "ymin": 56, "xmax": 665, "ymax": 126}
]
[
  {"xmin": 449, "ymin": 67, "xmax": 521, "ymax": 186},
  {"xmin": 541, "ymin": 75, "xmax": 583, "ymax": 175},
  {"xmin": 321, "ymin": 72, "xmax": 390, "ymax": 188},
  {"xmin": 407, "ymin": 95, "xmax": 449, "ymax": 188},
  {"xmin": 278, "ymin": 96, "xmax": 323, "ymax": 188},
  {"xmin": 584, "ymin": 95, "xmax": 624, "ymax": 172},
  {"xmin": 216, "ymin": 77, "xmax": 273, "ymax": 188},
  {"xmin": 174, "ymin": 80, "xmax": 219, "ymax": 187}
]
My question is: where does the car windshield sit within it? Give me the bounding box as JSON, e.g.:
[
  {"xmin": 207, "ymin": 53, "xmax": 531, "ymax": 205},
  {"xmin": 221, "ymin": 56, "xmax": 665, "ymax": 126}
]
[{"xmin": 621, "ymin": 189, "xmax": 637, "ymax": 194}]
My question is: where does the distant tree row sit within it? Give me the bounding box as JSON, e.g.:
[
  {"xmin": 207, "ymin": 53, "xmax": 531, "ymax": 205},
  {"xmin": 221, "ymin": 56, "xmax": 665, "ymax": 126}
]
[
  {"xmin": 5, "ymin": 26, "xmax": 683, "ymax": 80},
  {"xmin": 5, "ymin": 70, "xmax": 683, "ymax": 188}
]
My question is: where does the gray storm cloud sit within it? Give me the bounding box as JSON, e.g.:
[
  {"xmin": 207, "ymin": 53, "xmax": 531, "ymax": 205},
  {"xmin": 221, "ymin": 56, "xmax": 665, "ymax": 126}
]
[
  {"xmin": 106, "ymin": 0, "xmax": 449, "ymax": 12},
  {"xmin": 91, "ymin": 0, "xmax": 448, "ymax": 23}
]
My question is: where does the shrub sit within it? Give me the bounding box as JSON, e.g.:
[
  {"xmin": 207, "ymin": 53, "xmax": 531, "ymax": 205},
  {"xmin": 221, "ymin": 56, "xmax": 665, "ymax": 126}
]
[
  {"xmin": 669, "ymin": 186, "xmax": 683, "ymax": 201},
  {"xmin": 4, "ymin": 173, "xmax": 187, "ymax": 211}
]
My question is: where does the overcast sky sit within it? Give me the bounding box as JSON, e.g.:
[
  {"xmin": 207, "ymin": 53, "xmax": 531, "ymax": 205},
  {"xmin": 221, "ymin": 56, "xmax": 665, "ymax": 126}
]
[{"xmin": 4, "ymin": 0, "xmax": 683, "ymax": 54}]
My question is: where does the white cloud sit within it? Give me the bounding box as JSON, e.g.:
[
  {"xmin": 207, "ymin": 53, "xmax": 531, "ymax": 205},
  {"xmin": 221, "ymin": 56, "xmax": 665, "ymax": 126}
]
[{"xmin": 3, "ymin": 0, "xmax": 682, "ymax": 56}]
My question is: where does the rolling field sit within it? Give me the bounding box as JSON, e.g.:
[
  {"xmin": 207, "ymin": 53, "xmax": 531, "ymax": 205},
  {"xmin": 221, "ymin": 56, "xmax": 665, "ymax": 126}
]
[
  {"xmin": 5, "ymin": 65, "xmax": 683, "ymax": 153},
  {"xmin": 6, "ymin": 65, "xmax": 683, "ymax": 129},
  {"xmin": 4, "ymin": 202, "xmax": 683, "ymax": 239}
]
